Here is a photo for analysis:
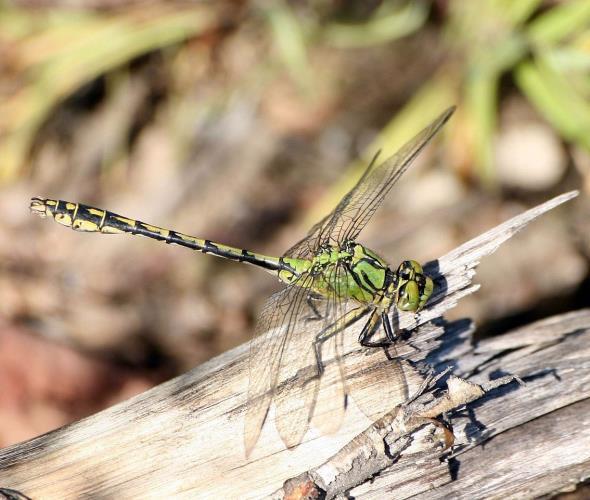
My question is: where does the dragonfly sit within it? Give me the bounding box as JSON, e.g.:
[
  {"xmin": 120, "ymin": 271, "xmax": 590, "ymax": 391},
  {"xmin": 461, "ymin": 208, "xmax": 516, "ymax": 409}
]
[{"xmin": 30, "ymin": 106, "xmax": 454, "ymax": 456}]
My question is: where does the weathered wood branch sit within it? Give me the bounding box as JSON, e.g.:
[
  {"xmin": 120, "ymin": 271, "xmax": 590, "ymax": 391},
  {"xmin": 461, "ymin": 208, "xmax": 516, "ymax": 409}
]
[
  {"xmin": 347, "ymin": 308, "xmax": 590, "ymax": 499},
  {"xmin": 0, "ymin": 191, "xmax": 582, "ymax": 499}
]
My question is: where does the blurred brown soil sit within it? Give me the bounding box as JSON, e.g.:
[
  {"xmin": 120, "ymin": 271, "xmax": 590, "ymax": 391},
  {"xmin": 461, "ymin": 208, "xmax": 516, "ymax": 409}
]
[{"xmin": 0, "ymin": 322, "xmax": 153, "ymax": 447}]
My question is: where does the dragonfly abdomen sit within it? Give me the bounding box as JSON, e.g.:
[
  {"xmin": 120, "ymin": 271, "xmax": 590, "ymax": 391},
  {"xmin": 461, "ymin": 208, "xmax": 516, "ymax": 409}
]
[{"xmin": 30, "ymin": 198, "xmax": 285, "ymax": 273}]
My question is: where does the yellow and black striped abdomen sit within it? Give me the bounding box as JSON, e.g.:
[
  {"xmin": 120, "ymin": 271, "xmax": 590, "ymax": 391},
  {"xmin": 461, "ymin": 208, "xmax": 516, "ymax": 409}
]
[
  {"xmin": 30, "ymin": 198, "xmax": 287, "ymax": 274},
  {"xmin": 31, "ymin": 197, "xmax": 167, "ymax": 237}
]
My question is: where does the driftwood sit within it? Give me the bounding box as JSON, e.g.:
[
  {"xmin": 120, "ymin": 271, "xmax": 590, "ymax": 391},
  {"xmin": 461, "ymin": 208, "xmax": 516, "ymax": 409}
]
[{"xmin": 0, "ymin": 191, "xmax": 584, "ymax": 499}]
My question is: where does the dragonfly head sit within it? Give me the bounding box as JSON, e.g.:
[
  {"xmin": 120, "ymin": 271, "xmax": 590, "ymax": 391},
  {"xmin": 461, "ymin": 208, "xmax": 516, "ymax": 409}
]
[{"xmin": 392, "ymin": 260, "xmax": 433, "ymax": 312}]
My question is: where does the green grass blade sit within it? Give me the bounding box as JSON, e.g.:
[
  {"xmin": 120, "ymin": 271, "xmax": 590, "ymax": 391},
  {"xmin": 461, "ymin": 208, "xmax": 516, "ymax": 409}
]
[
  {"xmin": 0, "ymin": 7, "xmax": 217, "ymax": 182},
  {"xmin": 515, "ymin": 58, "xmax": 590, "ymax": 150},
  {"xmin": 527, "ymin": 0, "xmax": 590, "ymax": 45},
  {"xmin": 322, "ymin": 0, "xmax": 428, "ymax": 48}
]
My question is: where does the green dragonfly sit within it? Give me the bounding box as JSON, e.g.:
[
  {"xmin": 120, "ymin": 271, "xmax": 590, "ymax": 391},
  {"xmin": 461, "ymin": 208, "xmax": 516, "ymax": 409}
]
[{"xmin": 30, "ymin": 106, "xmax": 454, "ymax": 455}]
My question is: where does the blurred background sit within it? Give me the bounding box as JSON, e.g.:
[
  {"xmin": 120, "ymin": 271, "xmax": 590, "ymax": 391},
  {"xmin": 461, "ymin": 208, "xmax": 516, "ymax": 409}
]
[{"xmin": 0, "ymin": 0, "xmax": 589, "ymax": 448}]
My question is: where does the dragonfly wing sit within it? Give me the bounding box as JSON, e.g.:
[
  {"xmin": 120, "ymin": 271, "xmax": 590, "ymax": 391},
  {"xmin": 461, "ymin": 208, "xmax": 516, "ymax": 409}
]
[
  {"xmin": 271, "ymin": 278, "xmax": 325, "ymax": 449},
  {"xmin": 344, "ymin": 345, "xmax": 410, "ymax": 421},
  {"xmin": 310, "ymin": 262, "xmax": 354, "ymax": 436},
  {"xmin": 244, "ymin": 276, "xmax": 314, "ymax": 456},
  {"xmin": 283, "ymin": 213, "xmax": 330, "ymax": 259},
  {"xmin": 273, "ymin": 266, "xmax": 360, "ymax": 447},
  {"xmin": 269, "ymin": 265, "xmax": 363, "ymax": 449},
  {"xmin": 328, "ymin": 106, "xmax": 455, "ymax": 243},
  {"xmin": 284, "ymin": 107, "xmax": 455, "ymax": 257},
  {"xmin": 343, "ymin": 312, "xmax": 425, "ymax": 422}
]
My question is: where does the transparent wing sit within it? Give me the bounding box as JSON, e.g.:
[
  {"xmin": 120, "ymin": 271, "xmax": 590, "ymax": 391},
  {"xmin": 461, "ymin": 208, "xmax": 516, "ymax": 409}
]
[
  {"xmin": 309, "ymin": 261, "xmax": 352, "ymax": 436},
  {"xmin": 271, "ymin": 280, "xmax": 324, "ymax": 449},
  {"xmin": 343, "ymin": 311, "xmax": 424, "ymax": 422},
  {"xmin": 344, "ymin": 343, "xmax": 411, "ymax": 422},
  {"xmin": 245, "ymin": 266, "xmax": 371, "ymax": 453},
  {"xmin": 284, "ymin": 107, "xmax": 455, "ymax": 258},
  {"xmin": 282, "ymin": 213, "xmax": 330, "ymax": 259},
  {"xmin": 273, "ymin": 261, "xmax": 369, "ymax": 447},
  {"xmin": 244, "ymin": 276, "xmax": 315, "ymax": 455}
]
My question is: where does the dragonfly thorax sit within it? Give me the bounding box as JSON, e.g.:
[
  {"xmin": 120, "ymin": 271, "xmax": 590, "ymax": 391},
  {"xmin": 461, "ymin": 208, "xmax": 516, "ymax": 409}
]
[
  {"xmin": 312, "ymin": 241, "xmax": 434, "ymax": 313},
  {"xmin": 298, "ymin": 241, "xmax": 390, "ymax": 304}
]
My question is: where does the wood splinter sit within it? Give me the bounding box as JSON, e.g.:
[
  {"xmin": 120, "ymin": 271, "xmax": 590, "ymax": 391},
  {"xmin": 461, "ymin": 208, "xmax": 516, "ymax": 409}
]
[{"xmin": 276, "ymin": 374, "xmax": 522, "ymax": 500}]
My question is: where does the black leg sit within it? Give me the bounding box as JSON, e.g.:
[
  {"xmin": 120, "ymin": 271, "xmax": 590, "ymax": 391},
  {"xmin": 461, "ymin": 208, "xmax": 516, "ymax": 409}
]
[
  {"xmin": 358, "ymin": 310, "xmax": 389, "ymax": 347},
  {"xmin": 357, "ymin": 316, "xmax": 373, "ymax": 345},
  {"xmin": 359, "ymin": 338, "xmax": 389, "ymax": 347},
  {"xmin": 305, "ymin": 294, "xmax": 323, "ymax": 322},
  {"xmin": 382, "ymin": 311, "xmax": 397, "ymax": 342},
  {"xmin": 314, "ymin": 340, "xmax": 324, "ymax": 375}
]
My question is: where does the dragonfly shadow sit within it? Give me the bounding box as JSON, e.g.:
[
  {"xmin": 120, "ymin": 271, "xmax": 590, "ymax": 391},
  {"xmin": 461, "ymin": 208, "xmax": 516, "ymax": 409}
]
[
  {"xmin": 424, "ymin": 258, "xmax": 449, "ymax": 306},
  {"xmin": 447, "ymin": 456, "xmax": 461, "ymax": 481},
  {"xmin": 0, "ymin": 488, "xmax": 32, "ymax": 500},
  {"xmin": 448, "ymin": 374, "xmax": 522, "ymax": 451},
  {"xmin": 423, "ymin": 317, "xmax": 473, "ymax": 369}
]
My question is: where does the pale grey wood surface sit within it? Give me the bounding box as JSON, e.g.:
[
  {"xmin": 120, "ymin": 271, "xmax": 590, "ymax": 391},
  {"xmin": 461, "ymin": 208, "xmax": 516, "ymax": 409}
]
[
  {"xmin": 0, "ymin": 191, "xmax": 581, "ymax": 499},
  {"xmin": 349, "ymin": 309, "xmax": 590, "ymax": 499}
]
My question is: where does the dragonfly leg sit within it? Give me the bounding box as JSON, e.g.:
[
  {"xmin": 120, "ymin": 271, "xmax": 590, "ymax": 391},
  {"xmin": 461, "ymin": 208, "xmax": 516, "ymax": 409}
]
[
  {"xmin": 358, "ymin": 309, "xmax": 390, "ymax": 347},
  {"xmin": 313, "ymin": 306, "xmax": 370, "ymax": 375},
  {"xmin": 313, "ymin": 342, "xmax": 324, "ymax": 375},
  {"xmin": 381, "ymin": 311, "xmax": 397, "ymax": 342},
  {"xmin": 305, "ymin": 293, "xmax": 324, "ymax": 322},
  {"xmin": 415, "ymin": 311, "xmax": 422, "ymax": 327}
]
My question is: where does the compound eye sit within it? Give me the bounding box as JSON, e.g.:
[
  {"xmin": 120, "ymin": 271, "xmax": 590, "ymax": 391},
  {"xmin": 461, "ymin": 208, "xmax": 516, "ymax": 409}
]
[
  {"xmin": 418, "ymin": 276, "xmax": 434, "ymax": 310},
  {"xmin": 398, "ymin": 281, "xmax": 420, "ymax": 312},
  {"xmin": 397, "ymin": 261, "xmax": 412, "ymax": 279},
  {"xmin": 408, "ymin": 260, "xmax": 424, "ymax": 273}
]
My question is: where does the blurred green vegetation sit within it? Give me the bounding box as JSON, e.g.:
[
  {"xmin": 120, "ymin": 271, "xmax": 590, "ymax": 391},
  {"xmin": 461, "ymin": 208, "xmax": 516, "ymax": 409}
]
[
  {"xmin": 1, "ymin": 0, "xmax": 588, "ymax": 189},
  {"xmin": 0, "ymin": 0, "xmax": 590, "ymax": 185},
  {"xmin": 0, "ymin": 3, "xmax": 217, "ymax": 182}
]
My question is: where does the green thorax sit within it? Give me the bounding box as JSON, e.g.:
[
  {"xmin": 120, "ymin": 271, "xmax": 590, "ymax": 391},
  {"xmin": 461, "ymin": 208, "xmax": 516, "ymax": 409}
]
[{"xmin": 279, "ymin": 241, "xmax": 391, "ymax": 304}]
